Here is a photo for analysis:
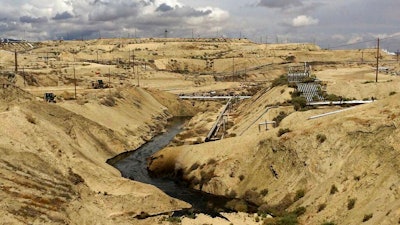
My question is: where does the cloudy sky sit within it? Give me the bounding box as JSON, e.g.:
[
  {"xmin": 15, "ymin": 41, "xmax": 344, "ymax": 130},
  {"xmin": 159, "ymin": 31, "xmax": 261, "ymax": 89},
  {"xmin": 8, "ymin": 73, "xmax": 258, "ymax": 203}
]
[{"xmin": 1, "ymin": 0, "xmax": 399, "ymax": 50}]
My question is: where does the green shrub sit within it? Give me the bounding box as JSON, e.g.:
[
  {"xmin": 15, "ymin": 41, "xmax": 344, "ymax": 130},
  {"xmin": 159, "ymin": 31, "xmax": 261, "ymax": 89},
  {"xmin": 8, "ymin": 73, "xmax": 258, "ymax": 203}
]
[
  {"xmin": 276, "ymin": 213, "xmax": 298, "ymax": 225},
  {"xmin": 389, "ymin": 91, "xmax": 397, "ymax": 96},
  {"xmin": 277, "ymin": 128, "xmax": 291, "ymax": 137},
  {"xmin": 227, "ymin": 190, "xmax": 237, "ymax": 198},
  {"xmin": 260, "ymin": 188, "xmax": 269, "ymax": 196},
  {"xmin": 321, "ymin": 222, "xmax": 336, "ymax": 225},
  {"xmin": 244, "ymin": 189, "xmax": 264, "ymax": 205},
  {"xmin": 317, "ymin": 203, "xmax": 327, "ymax": 212},
  {"xmin": 330, "ymin": 185, "xmax": 338, "ymax": 195},
  {"xmin": 294, "ymin": 189, "xmax": 305, "ymax": 202},
  {"xmin": 291, "ymin": 96, "xmax": 307, "ymax": 111},
  {"xmin": 166, "ymin": 216, "xmax": 181, "ymax": 223},
  {"xmin": 273, "ymin": 111, "xmax": 288, "ymax": 127},
  {"xmin": 316, "ymin": 134, "xmax": 327, "ymax": 143},
  {"xmin": 189, "ymin": 163, "xmax": 200, "ymax": 171},
  {"xmin": 292, "ymin": 206, "xmax": 306, "ymax": 216},
  {"xmin": 324, "ymin": 94, "xmax": 342, "ymax": 101},
  {"xmin": 207, "ymin": 158, "xmax": 217, "ymax": 165},
  {"xmin": 225, "ymin": 199, "xmax": 248, "ymax": 212},
  {"xmin": 347, "ymin": 198, "xmax": 356, "ymax": 210},
  {"xmin": 362, "ymin": 213, "xmax": 373, "ymax": 222},
  {"xmin": 272, "ymin": 75, "xmax": 288, "ymax": 87},
  {"xmin": 263, "ymin": 217, "xmax": 276, "ymax": 225},
  {"xmin": 362, "ymin": 80, "xmax": 374, "ymax": 84}
]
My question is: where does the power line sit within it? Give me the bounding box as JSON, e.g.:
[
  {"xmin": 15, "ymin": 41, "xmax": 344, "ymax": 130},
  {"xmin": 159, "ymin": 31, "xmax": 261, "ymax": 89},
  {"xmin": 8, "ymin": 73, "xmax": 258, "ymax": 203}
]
[{"xmin": 330, "ymin": 33, "xmax": 400, "ymax": 50}]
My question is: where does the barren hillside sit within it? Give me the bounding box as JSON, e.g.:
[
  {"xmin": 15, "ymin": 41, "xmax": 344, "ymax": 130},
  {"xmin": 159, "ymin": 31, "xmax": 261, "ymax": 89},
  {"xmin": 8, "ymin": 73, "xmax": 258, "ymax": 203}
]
[
  {"xmin": 1, "ymin": 38, "xmax": 400, "ymax": 225},
  {"xmin": 150, "ymin": 89, "xmax": 400, "ymax": 225},
  {"xmin": 0, "ymin": 85, "xmax": 194, "ymax": 224}
]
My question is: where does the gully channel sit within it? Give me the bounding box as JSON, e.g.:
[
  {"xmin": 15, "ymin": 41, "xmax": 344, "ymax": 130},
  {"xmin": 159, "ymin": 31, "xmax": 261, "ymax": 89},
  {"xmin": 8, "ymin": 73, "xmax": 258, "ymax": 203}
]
[{"xmin": 107, "ymin": 117, "xmax": 250, "ymax": 218}]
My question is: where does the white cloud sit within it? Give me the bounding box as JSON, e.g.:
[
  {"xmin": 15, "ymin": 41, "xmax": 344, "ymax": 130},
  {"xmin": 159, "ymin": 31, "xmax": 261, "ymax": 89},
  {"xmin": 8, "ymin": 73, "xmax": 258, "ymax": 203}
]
[
  {"xmin": 331, "ymin": 34, "xmax": 345, "ymax": 41},
  {"xmin": 291, "ymin": 15, "xmax": 318, "ymax": 27},
  {"xmin": 346, "ymin": 36, "xmax": 363, "ymax": 45}
]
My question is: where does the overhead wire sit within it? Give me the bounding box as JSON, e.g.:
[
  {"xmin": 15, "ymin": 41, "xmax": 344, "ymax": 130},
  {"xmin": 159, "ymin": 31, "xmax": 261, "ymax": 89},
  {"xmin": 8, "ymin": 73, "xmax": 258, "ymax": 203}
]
[{"xmin": 329, "ymin": 33, "xmax": 400, "ymax": 49}]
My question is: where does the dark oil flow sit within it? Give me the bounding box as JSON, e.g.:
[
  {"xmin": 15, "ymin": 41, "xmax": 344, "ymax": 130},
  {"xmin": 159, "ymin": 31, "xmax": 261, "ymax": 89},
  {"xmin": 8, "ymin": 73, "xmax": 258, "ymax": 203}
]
[{"xmin": 107, "ymin": 117, "xmax": 241, "ymax": 217}]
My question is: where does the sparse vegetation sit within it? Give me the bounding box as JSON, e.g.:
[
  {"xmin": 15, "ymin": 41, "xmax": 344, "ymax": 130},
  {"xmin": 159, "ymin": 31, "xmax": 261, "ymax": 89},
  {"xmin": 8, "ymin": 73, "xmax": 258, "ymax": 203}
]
[
  {"xmin": 276, "ymin": 213, "xmax": 298, "ymax": 225},
  {"xmin": 225, "ymin": 199, "xmax": 248, "ymax": 212},
  {"xmin": 200, "ymin": 169, "xmax": 215, "ymax": 187},
  {"xmin": 68, "ymin": 168, "xmax": 84, "ymax": 185},
  {"xmin": 260, "ymin": 188, "xmax": 269, "ymax": 196},
  {"xmin": 321, "ymin": 222, "xmax": 336, "ymax": 225},
  {"xmin": 317, "ymin": 203, "xmax": 327, "ymax": 212},
  {"xmin": 294, "ymin": 189, "xmax": 305, "ymax": 202},
  {"xmin": 330, "ymin": 184, "xmax": 338, "ymax": 195},
  {"xmin": 244, "ymin": 189, "xmax": 263, "ymax": 205},
  {"xmin": 362, "ymin": 80, "xmax": 375, "ymax": 84},
  {"xmin": 347, "ymin": 198, "xmax": 356, "ymax": 210},
  {"xmin": 291, "ymin": 96, "xmax": 307, "ymax": 111},
  {"xmin": 316, "ymin": 134, "xmax": 327, "ymax": 143},
  {"xmin": 189, "ymin": 163, "xmax": 200, "ymax": 172},
  {"xmin": 227, "ymin": 190, "xmax": 237, "ymax": 198},
  {"xmin": 292, "ymin": 206, "xmax": 306, "ymax": 216},
  {"xmin": 389, "ymin": 91, "xmax": 397, "ymax": 96},
  {"xmin": 277, "ymin": 128, "xmax": 291, "ymax": 137},
  {"xmin": 271, "ymin": 74, "xmax": 289, "ymax": 87},
  {"xmin": 207, "ymin": 158, "xmax": 217, "ymax": 165},
  {"xmin": 362, "ymin": 213, "xmax": 373, "ymax": 222},
  {"xmin": 273, "ymin": 111, "xmax": 288, "ymax": 127},
  {"xmin": 165, "ymin": 216, "xmax": 182, "ymax": 223}
]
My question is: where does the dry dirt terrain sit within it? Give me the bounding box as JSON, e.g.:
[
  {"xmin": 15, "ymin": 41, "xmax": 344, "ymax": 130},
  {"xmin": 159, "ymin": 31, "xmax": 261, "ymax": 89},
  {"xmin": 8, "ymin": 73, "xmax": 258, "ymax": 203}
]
[{"xmin": 0, "ymin": 38, "xmax": 399, "ymax": 225}]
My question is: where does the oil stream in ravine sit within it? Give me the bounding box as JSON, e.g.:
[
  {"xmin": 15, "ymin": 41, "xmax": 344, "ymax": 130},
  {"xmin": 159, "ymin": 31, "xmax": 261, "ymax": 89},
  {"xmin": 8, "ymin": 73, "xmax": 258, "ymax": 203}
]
[{"xmin": 107, "ymin": 117, "xmax": 253, "ymax": 218}]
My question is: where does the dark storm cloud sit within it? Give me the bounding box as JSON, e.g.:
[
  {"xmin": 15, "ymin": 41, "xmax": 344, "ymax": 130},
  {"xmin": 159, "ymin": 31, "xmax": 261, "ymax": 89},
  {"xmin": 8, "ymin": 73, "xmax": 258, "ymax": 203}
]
[
  {"xmin": 162, "ymin": 6, "xmax": 212, "ymax": 17},
  {"xmin": 88, "ymin": 1, "xmax": 140, "ymax": 22},
  {"xmin": 156, "ymin": 3, "xmax": 174, "ymax": 12},
  {"xmin": 139, "ymin": 0, "xmax": 155, "ymax": 7},
  {"xmin": 20, "ymin": 16, "xmax": 48, "ymax": 24},
  {"xmin": 53, "ymin": 11, "xmax": 74, "ymax": 20}
]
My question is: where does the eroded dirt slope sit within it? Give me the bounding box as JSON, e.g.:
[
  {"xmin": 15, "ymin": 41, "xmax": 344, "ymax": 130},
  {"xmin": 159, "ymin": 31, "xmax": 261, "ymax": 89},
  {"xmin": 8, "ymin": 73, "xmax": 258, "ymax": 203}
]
[
  {"xmin": 0, "ymin": 86, "xmax": 191, "ymax": 224},
  {"xmin": 149, "ymin": 88, "xmax": 400, "ymax": 225}
]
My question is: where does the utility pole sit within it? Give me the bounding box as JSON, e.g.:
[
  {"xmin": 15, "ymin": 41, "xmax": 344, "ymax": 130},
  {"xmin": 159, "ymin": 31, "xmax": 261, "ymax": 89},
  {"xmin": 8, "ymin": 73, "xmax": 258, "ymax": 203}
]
[
  {"xmin": 376, "ymin": 38, "xmax": 380, "ymax": 83},
  {"xmin": 23, "ymin": 66, "xmax": 25, "ymax": 86},
  {"xmin": 14, "ymin": 49, "xmax": 18, "ymax": 72},
  {"xmin": 232, "ymin": 56, "xmax": 235, "ymax": 82},
  {"xmin": 73, "ymin": 65, "xmax": 77, "ymax": 100},
  {"xmin": 132, "ymin": 50, "xmax": 135, "ymax": 78},
  {"xmin": 108, "ymin": 67, "xmax": 111, "ymax": 94},
  {"xmin": 137, "ymin": 65, "xmax": 140, "ymax": 87},
  {"xmin": 361, "ymin": 50, "xmax": 364, "ymax": 63}
]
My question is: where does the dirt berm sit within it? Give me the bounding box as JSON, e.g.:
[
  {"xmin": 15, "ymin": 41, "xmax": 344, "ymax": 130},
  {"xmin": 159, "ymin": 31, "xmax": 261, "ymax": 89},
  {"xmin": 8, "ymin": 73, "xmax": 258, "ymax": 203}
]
[{"xmin": 0, "ymin": 86, "xmax": 196, "ymax": 224}]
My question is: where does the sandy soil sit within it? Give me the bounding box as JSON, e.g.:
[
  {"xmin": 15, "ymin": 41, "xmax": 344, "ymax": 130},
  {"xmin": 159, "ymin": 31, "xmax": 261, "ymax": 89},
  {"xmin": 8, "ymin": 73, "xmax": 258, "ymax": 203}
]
[{"xmin": 1, "ymin": 38, "xmax": 400, "ymax": 225}]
